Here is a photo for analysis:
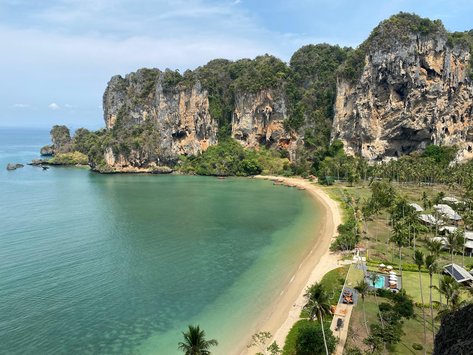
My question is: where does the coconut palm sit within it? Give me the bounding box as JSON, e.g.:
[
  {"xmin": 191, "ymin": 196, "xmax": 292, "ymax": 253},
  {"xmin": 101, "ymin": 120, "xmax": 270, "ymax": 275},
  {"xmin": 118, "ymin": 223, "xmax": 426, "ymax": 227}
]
[
  {"xmin": 304, "ymin": 282, "xmax": 332, "ymax": 355},
  {"xmin": 437, "ymin": 275, "xmax": 459, "ymax": 309},
  {"xmin": 177, "ymin": 325, "xmax": 218, "ymax": 355},
  {"xmin": 390, "ymin": 222, "xmax": 409, "ymax": 279},
  {"xmin": 354, "ymin": 280, "xmax": 370, "ymax": 334},
  {"xmin": 426, "ymin": 238, "xmax": 444, "ymax": 305},
  {"xmin": 425, "ymin": 254, "xmax": 437, "ymax": 341},
  {"xmin": 414, "ymin": 250, "xmax": 427, "ymax": 354},
  {"xmin": 446, "ymin": 230, "xmax": 461, "ymax": 265}
]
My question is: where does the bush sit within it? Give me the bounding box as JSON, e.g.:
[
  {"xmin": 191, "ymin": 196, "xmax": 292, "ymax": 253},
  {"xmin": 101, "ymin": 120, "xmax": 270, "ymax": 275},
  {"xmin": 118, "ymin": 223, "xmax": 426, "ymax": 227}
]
[
  {"xmin": 412, "ymin": 343, "xmax": 423, "ymax": 350},
  {"xmin": 295, "ymin": 321, "xmax": 336, "ymax": 355}
]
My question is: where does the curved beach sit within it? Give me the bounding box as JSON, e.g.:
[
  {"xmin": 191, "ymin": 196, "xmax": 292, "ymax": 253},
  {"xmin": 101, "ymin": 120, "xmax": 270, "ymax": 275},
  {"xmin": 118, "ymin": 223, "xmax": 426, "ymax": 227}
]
[{"xmin": 239, "ymin": 176, "xmax": 342, "ymax": 354}]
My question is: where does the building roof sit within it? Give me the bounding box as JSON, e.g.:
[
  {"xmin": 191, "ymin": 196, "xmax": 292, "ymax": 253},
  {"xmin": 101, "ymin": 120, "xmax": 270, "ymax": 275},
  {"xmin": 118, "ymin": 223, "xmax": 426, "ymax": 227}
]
[
  {"xmin": 465, "ymin": 231, "xmax": 473, "ymax": 241},
  {"xmin": 465, "ymin": 240, "xmax": 473, "ymax": 249},
  {"xmin": 419, "ymin": 214, "xmax": 443, "ymax": 226},
  {"xmin": 409, "ymin": 203, "xmax": 424, "ymax": 212},
  {"xmin": 440, "ymin": 226, "xmax": 458, "ymax": 234},
  {"xmin": 442, "ymin": 197, "xmax": 461, "ymax": 204},
  {"xmin": 433, "ymin": 204, "xmax": 462, "ymax": 221},
  {"xmin": 444, "ymin": 263, "xmax": 473, "ymax": 283}
]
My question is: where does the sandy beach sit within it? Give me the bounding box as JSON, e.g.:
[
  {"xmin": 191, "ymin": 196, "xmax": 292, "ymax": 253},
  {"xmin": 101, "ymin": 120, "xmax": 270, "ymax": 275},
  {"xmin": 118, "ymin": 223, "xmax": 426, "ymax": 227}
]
[{"xmin": 238, "ymin": 176, "xmax": 342, "ymax": 354}]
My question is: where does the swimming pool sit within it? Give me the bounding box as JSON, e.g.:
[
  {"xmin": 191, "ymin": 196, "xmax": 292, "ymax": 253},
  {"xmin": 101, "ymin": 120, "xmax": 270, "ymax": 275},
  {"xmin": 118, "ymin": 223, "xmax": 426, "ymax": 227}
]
[{"xmin": 373, "ymin": 275, "xmax": 385, "ymax": 288}]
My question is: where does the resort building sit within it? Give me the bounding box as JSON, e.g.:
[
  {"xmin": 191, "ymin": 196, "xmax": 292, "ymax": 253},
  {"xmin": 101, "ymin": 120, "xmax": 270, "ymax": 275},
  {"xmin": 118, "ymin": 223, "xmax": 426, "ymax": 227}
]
[
  {"xmin": 433, "ymin": 204, "xmax": 462, "ymax": 224},
  {"xmin": 408, "ymin": 203, "xmax": 424, "ymax": 212},
  {"xmin": 442, "ymin": 196, "xmax": 462, "ymax": 205},
  {"xmin": 418, "ymin": 214, "xmax": 443, "ymax": 227},
  {"xmin": 443, "ymin": 263, "xmax": 473, "ymax": 285}
]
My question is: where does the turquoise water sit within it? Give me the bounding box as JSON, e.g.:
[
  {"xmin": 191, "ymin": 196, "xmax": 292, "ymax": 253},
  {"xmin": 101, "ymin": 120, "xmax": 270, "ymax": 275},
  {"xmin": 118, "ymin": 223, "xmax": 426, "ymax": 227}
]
[
  {"xmin": 374, "ymin": 275, "xmax": 386, "ymax": 288},
  {"xmin": 0, "ymin": 128, "xmax": 322, "ymax": 354}
]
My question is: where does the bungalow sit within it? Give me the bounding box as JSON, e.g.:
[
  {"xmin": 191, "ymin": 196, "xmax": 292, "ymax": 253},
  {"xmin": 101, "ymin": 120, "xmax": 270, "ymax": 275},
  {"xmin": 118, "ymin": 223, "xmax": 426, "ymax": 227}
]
[
  {"xmin": 443, "ymin": 263, "xmax": 473, "ymax": 285},
  {"xmin": 465, "ymin": 232, "xmax": 473, "ymax": 257},
  {"xmin": 433, "ymin": 204, "xmax": 462, "ymax": 224},
  {"xmin": 418, "ymin": 214, "xmax": 443, "ymax": 227},
  {"xmin": 442, "ymin": 196, "xmax": 462, "ymax": 205},
  {"xmin": 408, "ymin": 203, "xmax": 424, "ymax": 212},
  {"xmin": 439, "ymin": 226, "xmax": 457, "ymax": 235}
]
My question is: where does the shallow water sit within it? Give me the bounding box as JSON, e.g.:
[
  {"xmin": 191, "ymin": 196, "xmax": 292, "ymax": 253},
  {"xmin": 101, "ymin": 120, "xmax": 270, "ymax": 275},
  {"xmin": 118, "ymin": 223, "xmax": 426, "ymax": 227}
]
[{"xmin": 0, "ymin": 128, "xmax": 321, "ymax": 354}]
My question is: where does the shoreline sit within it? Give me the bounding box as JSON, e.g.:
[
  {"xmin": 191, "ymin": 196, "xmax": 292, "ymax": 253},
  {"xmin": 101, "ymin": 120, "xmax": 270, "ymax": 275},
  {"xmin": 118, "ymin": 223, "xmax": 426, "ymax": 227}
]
[{"xmin": 237, "ymin": 175, "xmax": 342, "ymax": 354}]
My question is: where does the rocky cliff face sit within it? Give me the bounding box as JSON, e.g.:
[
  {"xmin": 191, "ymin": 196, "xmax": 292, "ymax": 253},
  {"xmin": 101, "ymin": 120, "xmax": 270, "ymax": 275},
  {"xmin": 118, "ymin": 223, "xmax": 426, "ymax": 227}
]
[
  {"xmin": 332, "ymin": 33, "xmax": 473, "ymax": 161},
  {"xmin": 102, "ymin": 68, "xmax": 295, "ymax": 171},
  {"xmin": 102, "ymin": 69, "xmax": 218, "ymax": 170},
  {"xmin": 231, "ymin": 89, "xmax": 296, "ymax": 157}
]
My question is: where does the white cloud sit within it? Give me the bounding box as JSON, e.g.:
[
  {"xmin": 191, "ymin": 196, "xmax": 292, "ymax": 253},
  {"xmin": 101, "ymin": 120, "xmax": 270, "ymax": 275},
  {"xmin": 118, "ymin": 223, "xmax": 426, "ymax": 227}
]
[
  {"xmin": 48, "ymin": 102, "xmax": 60, "ymax": 110},
  {"xmin": 64, "ymin": 103, "xmax": 73, "ymax": 108},
  {"xmin": 13, "ymin": 103, "xmax": 30, "ymax": 108}
]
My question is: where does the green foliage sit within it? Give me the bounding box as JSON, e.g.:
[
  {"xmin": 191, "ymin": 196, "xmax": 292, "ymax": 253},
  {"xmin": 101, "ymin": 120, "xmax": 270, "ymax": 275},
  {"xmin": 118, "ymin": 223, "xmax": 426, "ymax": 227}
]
[
  {"xmin": 285, "ymin": 44, "xmax": 348, "ymax": 172},
  {"xmin": 137, "ymin": 68, "xmax": 160, "ymax": 99},
  {"xmin": 294, "ymin": 321, "xmax": 336, "ymax": 355},
  {"xmin": 422, "ymin": 144, "xmax": 457, "ymax": 166},
  {"xmin": 48, "ymin": 151, "xmax": 88, "ymax": 165},
  {"xmin": 177, "ymin": 325, "xmax": 218, "ymax": 355},
  {"xmin": 181, "ymin": 139, "xmax": 287, "ymax": 176},
  {"xmin": 412, "ymin": 343, "xmax": 423, "ymax": 350},
  {"xmin": 162, "ymin": 69, "xmax": 183, "ymax": 91}
]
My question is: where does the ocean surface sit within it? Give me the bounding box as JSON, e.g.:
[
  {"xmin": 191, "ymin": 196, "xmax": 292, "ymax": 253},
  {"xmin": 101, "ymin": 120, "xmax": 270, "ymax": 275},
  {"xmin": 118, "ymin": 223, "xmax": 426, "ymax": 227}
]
[{"xmin": 0, "ymin": 127, "xmax": 322, "ymax": 354}]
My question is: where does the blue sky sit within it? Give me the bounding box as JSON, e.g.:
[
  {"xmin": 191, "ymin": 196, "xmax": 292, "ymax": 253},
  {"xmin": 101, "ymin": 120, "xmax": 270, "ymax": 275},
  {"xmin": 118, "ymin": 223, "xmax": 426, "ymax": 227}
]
[{"xmin": 1, "ymin": 0, "xmax": 472, "ymax": 130}]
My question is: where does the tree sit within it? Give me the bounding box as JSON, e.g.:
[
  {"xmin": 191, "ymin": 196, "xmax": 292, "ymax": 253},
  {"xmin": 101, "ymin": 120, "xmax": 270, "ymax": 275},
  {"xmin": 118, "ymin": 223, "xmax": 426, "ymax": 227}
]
[
  {"xmin": 414, "ymin": 250, "xmax": 427, "ymax": 354},
  {"xmin": 425, "ymin": 254, "xmax": 438, "ymax": 341},
  {"xmin": 177, "ymin": 325, "xmax": 218, "ymax": 355},
  {"xmin": 295, "ymin": 321, "xmax": 336, "ymax": 355},
  {"xmin": 437, "ymin": 275, "xmax": 461, "ymax": 312},
  {"xmin": 354, "ymin": 280, "xmax": 370, "ymax": 334},
  {"xmin": 304, "ymin": 283, "xmax": 332, "ymax": 355}
]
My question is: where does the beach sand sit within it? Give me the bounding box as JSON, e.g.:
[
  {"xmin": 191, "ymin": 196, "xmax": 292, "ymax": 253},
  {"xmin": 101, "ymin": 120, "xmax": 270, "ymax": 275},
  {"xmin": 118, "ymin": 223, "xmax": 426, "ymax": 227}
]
[{"xmin": 236, "ymin": 176, "xmax": 342, "ymax": 354}]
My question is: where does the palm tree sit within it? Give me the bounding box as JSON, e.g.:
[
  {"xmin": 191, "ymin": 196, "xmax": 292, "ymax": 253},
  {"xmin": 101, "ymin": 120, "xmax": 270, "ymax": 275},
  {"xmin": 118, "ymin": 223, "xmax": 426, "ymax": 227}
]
[
  {"xmin": 414, "ymin": 250, "xmax": 427, "ymax": 354},
  {"xmin": 177, "ymin": 325, "xmax": 218, "ymax": 355},
  {"xmin": 426, "ymin": 239, "xmax": 444, "ymax": 306},
  {"xmin": 437, "ymin": 275, "xmax": 459, "ymax": 309},
  {"xmin": 446, "ymin": 230, "xmax": 460, "ymax": 265},
  {"xmin": 390, "ymin": 222, "xmax": 409, "ymax": 279},
  {"xmin": 304, "ymin": 282, "xmax": 332, "ymax": 355},
  {"xmin": 354, "ymin": 280, "xmax": 370, "ymax": 334},
  {"xmin": 425, "ymin": 254, "xmax": 437, "ymax": 341}
]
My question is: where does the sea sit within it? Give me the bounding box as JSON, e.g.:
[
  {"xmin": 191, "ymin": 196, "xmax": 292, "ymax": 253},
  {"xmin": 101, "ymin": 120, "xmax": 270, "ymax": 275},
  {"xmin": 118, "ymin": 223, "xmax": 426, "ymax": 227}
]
[{"xmin": 0, "ymin": 127, "xmax": 322, "ymax": 354}]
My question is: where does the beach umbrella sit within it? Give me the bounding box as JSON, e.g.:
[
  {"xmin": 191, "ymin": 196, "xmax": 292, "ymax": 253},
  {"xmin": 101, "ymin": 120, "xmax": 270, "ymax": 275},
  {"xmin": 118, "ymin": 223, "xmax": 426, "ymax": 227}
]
[
  {"xmin": 386, "ymin": 265, "xmax": 393, "ymax": 270},
  {"xmin": 389, "ymin": 280, "xmax": 397, "ymax": 285},
  {"xmin": 389, "ymin": 271, "xmax": 396, "ymax": 275},
  {"xmin": 379, "ymin": 263, "xmax": 386, "ymax": 268}
]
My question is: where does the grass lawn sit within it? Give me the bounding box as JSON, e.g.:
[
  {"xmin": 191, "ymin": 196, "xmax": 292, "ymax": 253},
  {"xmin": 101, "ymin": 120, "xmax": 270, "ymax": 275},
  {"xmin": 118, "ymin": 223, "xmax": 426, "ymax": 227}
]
[
  {"xmin": 325, "ymin": 181, "xmax": 473, "ymax": 354},
  {"xmin": 345, "ymin": 294, "xmax": 438, "ymax": 354}
]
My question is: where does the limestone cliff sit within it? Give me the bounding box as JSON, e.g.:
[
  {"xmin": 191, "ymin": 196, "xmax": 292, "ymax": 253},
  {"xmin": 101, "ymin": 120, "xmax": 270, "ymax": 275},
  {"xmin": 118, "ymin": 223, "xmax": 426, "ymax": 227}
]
[
  {"xmin": 332, "ymin": 23, "xmax": 473, "ymax": 161},
  {"xmin": 231, "ymin": 89, "xmax": 296, "ymax": 157},
  {"xmin": 101, "ymin": 69, "xmax": 218, "ymax": 171}
]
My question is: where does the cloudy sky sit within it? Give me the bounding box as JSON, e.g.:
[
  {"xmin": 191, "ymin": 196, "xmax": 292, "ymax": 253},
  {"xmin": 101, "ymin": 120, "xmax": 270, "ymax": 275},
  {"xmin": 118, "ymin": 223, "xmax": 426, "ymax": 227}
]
[{"xmin": 1, "ymin": 0, "xmax": 472, "ymax": 130}]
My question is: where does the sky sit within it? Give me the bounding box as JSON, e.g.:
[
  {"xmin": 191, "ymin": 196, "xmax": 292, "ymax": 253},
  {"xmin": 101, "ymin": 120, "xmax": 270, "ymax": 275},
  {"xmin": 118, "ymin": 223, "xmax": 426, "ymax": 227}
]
[{"xmin": 1, "ymin": 0, "xmax": 472, "ymax": 130}]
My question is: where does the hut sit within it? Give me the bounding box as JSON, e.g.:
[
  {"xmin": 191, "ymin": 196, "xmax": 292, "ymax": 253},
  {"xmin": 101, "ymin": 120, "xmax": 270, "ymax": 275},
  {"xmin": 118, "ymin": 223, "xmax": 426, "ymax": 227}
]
[
  {"xmin": 433, "ymin": 204, "xmax": 462, "ymax": 224},
  {"xmin": 418, "ymin": 214, "xmax": 443, "ymax": 227},
  {"xmin": 409, "ymin": 203, "xmax": 424, "ymax": 212}
]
